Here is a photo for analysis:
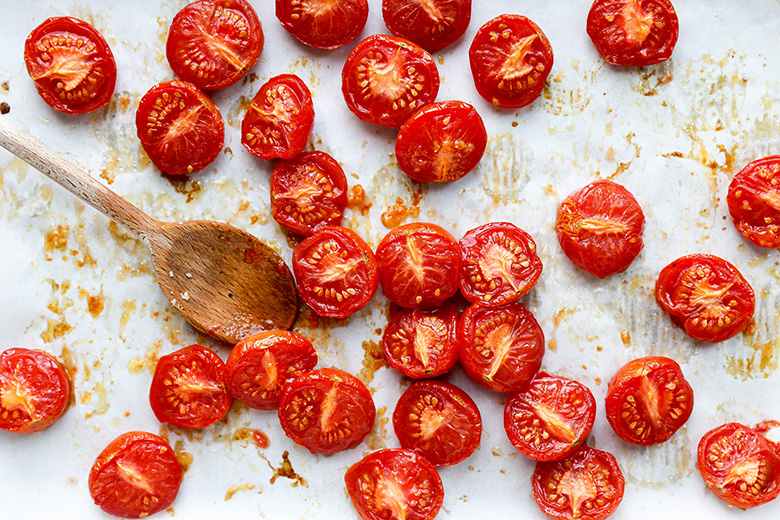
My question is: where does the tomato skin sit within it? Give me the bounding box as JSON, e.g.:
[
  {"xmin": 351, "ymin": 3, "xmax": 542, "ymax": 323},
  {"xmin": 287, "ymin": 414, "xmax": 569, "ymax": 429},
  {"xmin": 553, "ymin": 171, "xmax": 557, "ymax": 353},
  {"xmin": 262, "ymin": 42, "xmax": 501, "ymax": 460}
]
[
  {"xmin": 149, "ymin": 344, "xmax": 233, "ymax": 429},
  {"xmin": 166, "ymin": 0, "xmax": 264, "ymax": 91},
  {"xmin": 587, "ymin": 0, "xmax": 679, "ymax": 67},
  {"xmin": 727, "ymin": 156, "xmax": 780, "ymax": 248},
  {"xmin": 556, "ymin": 179, "xmax": 645, "ymax": 279},
  {"xmin": 89, "ymin": 431, "xmax": 183, "ymax": 519},
  {"xmin": 458, "ymin": 301, "xmax": 545, "ymax": 393},
  {"xmin": 278, "ymin": 367, "xmax": 376, "ymax": 454},
  {"xmin": 241, "ymin": 74, "xmax": 315, "ymax": 160},
  {"xmin": 395, "ymin": 100, "xmax": 487, "ymax": 183},
  {"xmin": 382, "ymin": 0, "xmax": 472, "ymax": 51},
  {"xmin": 504, "ymin": 372, "xmax": 596, "ymax": 462},
  {"xmin": 276, "ymin": 0, "xmax": 368, "ymax": 50},
  {"xmin": 655, "ymin": 254, "xmax": 755, "ymax": 343},
  {"xmin": 0, "ymin": 348, "xmax": 70, "ymax": 434},
  {"xmin": 469, "ymin": 14, "xmax": 553, "ymax": 109},
  {"xmin": 24, "ymin": 17, "xmax": 116, "ymax": 115},
  {"xmin": 697, "ymin": 422, "xmax": 780, "ymax": 509},
  {"xmin": 342, "ymin": 34, "xmax": 440, "ymax": 128},
  {"xmin": 345, "ymin": 448, "xmax": 444, "ymax": 520}
]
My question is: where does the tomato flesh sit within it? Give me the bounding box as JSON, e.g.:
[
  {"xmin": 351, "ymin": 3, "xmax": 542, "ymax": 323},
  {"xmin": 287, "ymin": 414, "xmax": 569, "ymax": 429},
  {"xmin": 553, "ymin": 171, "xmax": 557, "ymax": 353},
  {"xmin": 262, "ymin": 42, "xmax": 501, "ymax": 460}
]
[
  {"xmin": 727, "ymin": 155, "xmax": 780, "ymax": 248},
  {"xmin": 382, "ymin": 0, "xmax": 472, "ymax": 51},
  {"xmin": 276, "ymin": 0, "xmax": 368, "ymax": 50}
]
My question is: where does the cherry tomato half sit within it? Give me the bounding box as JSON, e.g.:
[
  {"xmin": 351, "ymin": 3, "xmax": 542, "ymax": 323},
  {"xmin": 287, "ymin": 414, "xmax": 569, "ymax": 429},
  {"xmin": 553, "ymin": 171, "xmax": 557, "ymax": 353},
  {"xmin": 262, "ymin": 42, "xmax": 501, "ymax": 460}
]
[
  {"xmin": 241, "ymin": 74, "xmax": 315, "ymax": 160},
  {"xmin": 278, "ymin": 367, "xmax": 376, "ymax": 454},
  {"xmin": 149, "ymin": 344, "xmax": 232, "ymax": 429},
  {"xmin": 556, "ymin": 179, "xmax": 645, "ymax": 279},
  {"xmin": 586, "ymin": 0, "xmax": 679, "ymax": 67},
  {"xmin": 727, "ymin": 155, "xmax": 780, "ymax": 248},
  {"xmin": 89, "ymin": 431, "xmax": 183, "ymax": 519},
  {"xmin": 342, "ymin": 34, "xmax": 440, "ymax": 128},
  {"xmin": 24, "ymin": 17, "xmax": 116, "ymax": 114},
  {"xmin": 504, "ymin": 372, "xmax": 596, "ymax": 462},
  {"xmin": 469, "ymin": 14, "xmax": 553, "ymax": 109},
  {"xmin": 0, "ymin": 348, "xmax": 70, "ymax": 434},
  {"xmin": 395, "ymin": 100, "xmax": 487, "ymax": 183},
  {"xmin": 345, "ymin": 448, "xmax": 444, "ymax": 520},
  {"xmin": 605, "ymin": 356, "xmax": 693, "ymax": 446},
  {"xmin": 166, "ymin": 0, "xmax": 264, "ymax": 90},
  {"xmin": 382, "ymin": 0, "xmax": 472, "ymax": 51},
  {"xmin": 655, "ymin": 254, "xmax": 755, "ymax": 343},
  {"xmin": 276, "ymin": 0, "xmax": 368, "ymax": 50}
]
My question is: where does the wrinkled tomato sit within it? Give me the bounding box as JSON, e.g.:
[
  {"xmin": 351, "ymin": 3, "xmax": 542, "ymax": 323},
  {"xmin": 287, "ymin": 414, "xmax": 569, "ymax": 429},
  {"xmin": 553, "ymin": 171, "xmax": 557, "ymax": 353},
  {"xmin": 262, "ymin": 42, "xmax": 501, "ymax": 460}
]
[
  {"xmin": 276, "ymin": 0, "xmax": 368, "ymax": 50},
  {"xmin": 727, "ymin": 155, "xmax": 780, "ymax": 248},
  {"xmin": 382, "ymin": 0, "xmax": 472, "ymax": 51}
]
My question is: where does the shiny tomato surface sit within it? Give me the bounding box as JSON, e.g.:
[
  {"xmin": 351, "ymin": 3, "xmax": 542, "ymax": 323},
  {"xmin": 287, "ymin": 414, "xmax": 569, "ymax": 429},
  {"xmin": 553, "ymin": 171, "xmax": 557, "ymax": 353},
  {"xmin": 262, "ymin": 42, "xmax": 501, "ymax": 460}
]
[
  {"xmin": 727, "ymin": 155, "xmax": 780, "ymax": 248},
  {"xmin": 382, "ymin": 0, "xmax": 472, "ymax": 51},
  {"xmin": 276, "ymin": 0, "xmax": 368, "ymax": 50}
]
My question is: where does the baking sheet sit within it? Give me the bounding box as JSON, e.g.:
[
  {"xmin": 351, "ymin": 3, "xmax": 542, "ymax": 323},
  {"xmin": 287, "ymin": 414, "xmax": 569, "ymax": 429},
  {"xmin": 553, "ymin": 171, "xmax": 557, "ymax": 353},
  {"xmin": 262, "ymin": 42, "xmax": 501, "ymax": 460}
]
[{"xmin": 1, "ymin": 1, "xmax": 780, "ymax": 518}]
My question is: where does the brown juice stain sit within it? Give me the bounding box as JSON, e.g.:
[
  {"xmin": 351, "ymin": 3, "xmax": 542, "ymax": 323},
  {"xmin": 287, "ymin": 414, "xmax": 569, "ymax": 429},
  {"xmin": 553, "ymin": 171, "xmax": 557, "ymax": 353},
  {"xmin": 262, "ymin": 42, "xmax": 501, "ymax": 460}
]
[
  {"xmin": 620, "ymin": 427, "xmax": 694, "ymax": 488},
  {"xmin": 225, "ymin": 483, "xmax": 256, "ymax": 501},
  {"xmin": 480, "ymin": 132, "xmax": 531, "ymax": 206},
  {"xmin": 41, "ymin": 318, "xmax": 74, "ymax": 343},
  {"xmin": 264, "ymin": 451, "xmax": 307, "ymax": 487},
  {"xmin": 226, "ymin": 95, "xmax": 252, "ymax": 127},
  {"xmin": 174, "ymin": 440, "xmax": 194, "ymax": 474},
  {"xmin": 128, "ymin": 339, "xmax": 163, "ymax": 375},
  {"xmin": 44, "ymin": 225, "xmax": 69, "ymax": 255},
  {"xmin": 165, "ymin": 176, "xmax": 203, "ymax": 203},
  {"xmin": 548, "ymin": 308, "xmax": 576, "ymax": 353},
  {"xmin": 78, "ymin": 288, "xmax": 104, "ymax": 318},
  {"xmin": 347, "ymin": 184, "xmax": 372, "ymax": 216},
  {"xmin": 381, "ymin": 196, "xmax": 421, "ymax": 228},
  {"xmin": 630, "ymin": 64, "xmax": 674, "ymax": 96},
  {"xmin": 363, "ymin": 406, "xmax": 389, "ymax": 452},
  {"xmin": 358, "ymin": 339, "xmax": 386, "ymax": 386}
]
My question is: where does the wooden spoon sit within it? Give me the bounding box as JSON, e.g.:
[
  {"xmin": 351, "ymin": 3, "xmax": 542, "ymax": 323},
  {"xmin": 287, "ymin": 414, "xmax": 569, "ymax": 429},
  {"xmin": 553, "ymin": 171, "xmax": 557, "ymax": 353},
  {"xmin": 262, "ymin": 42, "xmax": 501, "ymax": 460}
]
[{"xmin": 0, "ymin": 117, "xmax": 298, "ymax": 345}]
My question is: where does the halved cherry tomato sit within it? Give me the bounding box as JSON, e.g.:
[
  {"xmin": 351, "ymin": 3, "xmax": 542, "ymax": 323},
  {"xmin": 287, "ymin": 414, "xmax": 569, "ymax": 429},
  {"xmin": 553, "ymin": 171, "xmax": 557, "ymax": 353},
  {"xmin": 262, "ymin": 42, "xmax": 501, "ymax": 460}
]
[
  {"xmin": 395, "ymin": 100, "xmax": 487, "ymax": 183},
  {"xmin": 342, "ymin": 34, "xmax": 440, "ymax": 128},
  {"xmin": 556, "ymin": 179, "xmax": 645, "ymax": 279},
  {"xmin": 586, "ymin": 0, "xmax": 679, "ymax": 67},
  {"xmin": 271, "ymin": 151, "xmax": 348, "ymax": 236},
  {"xmin": 375, "ymin": 222, "xmax": 461, "ymax": 308},
  {"xmin": 166, "ymin": 0, "xmax": 264, "ymax": 90},
  {"xmin": 241, "ymin": 74, "xmax": 314, "ymax": 160},
  {"xmin": 292, "ymin": 226, "xmax": 379, "ymax": 319},
  {"xmin": 459, "ymin": 222, "xmax": 543, "ymax": 306},
  {"xmin": 345, "ymin": 448, "xmax": 444, "ymax": 520},
  {"xmin": 278, "ymin": 367, "xmax": 375, "ymax": 454},
  {"xmin": 655, "ymin": 254, "xmax": 755, "ymax": 343},
  {"xmin": 225, "ymin": 330, "xmax": 318, "ymax": 410},
  {"xmin": 89, "ymin": 431, "xmax": 183, "ymax": 519},
  {"xmin": 469, "ymin": 14, "xmax": 553, "ymax": 109},
  {"xmin": 382, "ymin": 0, "xmax": 472, "ymax": 51},
  {"xmin": 605, "ymin": 356, "xmax": 693, "ymax": 446},
  {"xmin": 532, "ymin": 446, "xmax": 625, "ymax": 520},
  {"xmin": 458, "ymin": 301, "xmax": 545, "ymax": 393},
  {"xmin": 0, "ymin": 348, "xmax": 70, "ymax": 434},
  {"xmin": 393, "ymin": 380, "xmax": 481, "ymax": 466},
  {"xmin": 727, "ymin": 156, "xmax": 780, "ymax": 248},
  {"xmin": 24, "ymin": 17, "xmax": 116, "ymax": 114},
  {"xmin": 136, "ymin": 80, "xmax": 224, "ymax": 175},
  {"xmin": 276, "ymin": 0, "xmax": 368, "ymax": 50},
  {"xmin": 382, "ymin": 302, "xmax": 459, "ymax": 379},
  {"xmin": 504, "ymin": 372, "xmax": 596, "ymax": 462},
  {"xmin": 149, "ymin": 344, "xmax": 232, "ymax": 429},
  {"xmin": 697, "ymin": 421, "xmax": 780, "ymax": 509}
]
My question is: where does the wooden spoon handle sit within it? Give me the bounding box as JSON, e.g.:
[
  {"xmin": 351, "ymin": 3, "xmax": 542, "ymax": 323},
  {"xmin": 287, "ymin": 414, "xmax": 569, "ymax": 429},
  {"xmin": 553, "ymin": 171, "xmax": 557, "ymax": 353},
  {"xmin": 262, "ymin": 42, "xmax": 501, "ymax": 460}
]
[{"xmin": 0, "ymin": 117, "xmax": 158, "ymax": 239}]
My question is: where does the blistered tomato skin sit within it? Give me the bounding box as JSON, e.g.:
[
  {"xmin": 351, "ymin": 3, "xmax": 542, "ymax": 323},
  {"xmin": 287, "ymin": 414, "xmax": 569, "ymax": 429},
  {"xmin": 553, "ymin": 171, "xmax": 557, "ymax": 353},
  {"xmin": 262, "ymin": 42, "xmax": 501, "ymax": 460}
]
[
  {"xmin": 727, "ymin": 155, "xmax": 780, "ymax": 248},
  {"xmin": 276, "ymin": 0, "xmax": 368, "ymax": 50},
  {"xmin": 382, "ymin": 0, "xmax": 472, "ymax": 51}
]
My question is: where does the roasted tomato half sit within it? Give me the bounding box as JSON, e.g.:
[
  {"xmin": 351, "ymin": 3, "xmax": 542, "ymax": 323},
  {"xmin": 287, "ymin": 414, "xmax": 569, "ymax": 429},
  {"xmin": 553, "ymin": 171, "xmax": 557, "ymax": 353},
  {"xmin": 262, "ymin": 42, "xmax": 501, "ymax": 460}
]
[
  {"xmin": 276, "ymin": 0, "xmax": 368, "ymax": 50},
  {"xmin": 727, "ymin": 155, "xmax": 780, "ymax": 248},
  {"xmin": 382, "ymin": 0, "xmax": 472, "ymax": 51}
]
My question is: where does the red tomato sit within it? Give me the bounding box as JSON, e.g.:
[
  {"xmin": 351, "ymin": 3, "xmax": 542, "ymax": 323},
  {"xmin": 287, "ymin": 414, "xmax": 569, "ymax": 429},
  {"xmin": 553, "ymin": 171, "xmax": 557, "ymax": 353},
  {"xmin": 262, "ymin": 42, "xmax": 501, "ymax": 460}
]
[
  {"xmin": 375, "ymin": 222, "xmax": 461, "ymax": 308},
  {"xmin": 605, "ymin": 356, "xmax": 693, "ymax": 446},
  {"xmin": 136, "ymin": 80, "xmax": 224, "ymax": 176},
  {"xmin": 459, "ymin": 222, "xmax": 543, "ymax": 306},
  {"xmin": 225, "ymin": 330, "xmax": 318, "ymax": 410},
  {"xmin": 342, "ymin": 34, "xmax": 440, "ymax": 128},
  {"xmin": 345, "ymin": 448, "xmax": 444, "ymax": 520},
  {"xmin": 0, "ymin": 348, "xmax": 69, "ymax": 434},
  {"xmin": 382, "ymin": 0, "xmax": 472, "ymax": 51},
  {"xmin": 727, "ymin": 156, "xmax": 780, "ymax": 248},
  {"xmin": 89, "ymin": 431, "xmax": 183, "ymax": 519},
  {"xmin": 382, "ymin": 303, "xmax": 459, "ymax": 379},
  {"xmin": 149, "ymin": 344, "xmax": 232, "ymax": 429},
  {"xmin": 655, "ymin": 254, "xmax": 755, "ymax": 343},
  {"xmin": 532, "ymin": 446, "xmax": 625, "ymax": 520},
  {"xmin": 166, "ymin": 0, "xmax": 264, "ymax": 90},
  {"xmin": 23, "ymin": 17, "xmax": 116, "ymax": 114},
  {"xmin": 469, "ymin": 14, "xmax": 553, "ymax": 109},
  {"xmin": 278, "ymin": 367, "xmax": 375, "ymax": 454},
  {"xmin": 241, "ymin": 74, "xmax": 314, "ymax": 160},
  {"xmin": 556, "ymin": 179, "xmax": 645, "ymax": 279},
  {"xmin": 697, "ymin": 422, "xmax": 780, "ymax": 509},
  {"xmin": 276, "ymin": 0, "xmax": 368, "ymax": 50},
  {"xmin": 271, "ymin": 151, "xmax": 349, "ymax": 236},
  {"xmin": 458, "ymin": 301, "xmax": 544, "ymax": 393},
  {"xmin": 292, "ymin": 226, "xmax": 379, "ymax": 319},
  {"xmin": 393, "ymin": 380, "xmax": 481, "ymax": 466},
  {"xmin": 395, "ymin": 100, "xmax": 487, "ymax": 183},
  {"xmin": 587, "ymin": 0, "xmax": 679, "ymax": 66},
  {"xmin": 504, "ymin": 372, "xmax": 596, "ymax": 462}
]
